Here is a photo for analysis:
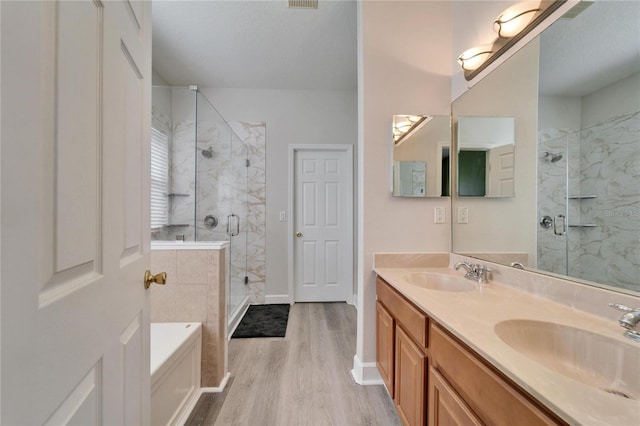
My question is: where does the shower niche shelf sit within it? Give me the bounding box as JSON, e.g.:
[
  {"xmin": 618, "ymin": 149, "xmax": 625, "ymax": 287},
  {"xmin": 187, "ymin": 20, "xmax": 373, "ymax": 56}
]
[
  {"xmin": 567, "ymin": 195, "xmax": 597, "ymax": 200},
  {"xmin": 167, "ymin": 193, "xmax": 190, "ymax": 197},
  {"xmin": 568, "ymin": 224, "xmax": 597, "ymax": 228},
  {"xmin": 163, "ymin": 224, "xmax": 190, "ymax": 228}
]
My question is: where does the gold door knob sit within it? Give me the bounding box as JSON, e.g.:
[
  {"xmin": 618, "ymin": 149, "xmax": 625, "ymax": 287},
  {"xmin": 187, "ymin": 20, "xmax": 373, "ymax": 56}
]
[
  {"xmin": 144, "ymin": 270, "xmax": 167, "ymax": 289},
  {"xmin": 296, "ymin": 231, "xmax": 303, "ymax": 237}
]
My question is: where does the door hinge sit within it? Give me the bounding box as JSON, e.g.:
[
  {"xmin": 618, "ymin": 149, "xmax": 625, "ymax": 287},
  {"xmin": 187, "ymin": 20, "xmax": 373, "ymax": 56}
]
[
  {"xmin": 246, "ymin": 159, "xmax": 250, "ymax": 167},
  {"xmin": 244, "ymin": 276, "xmax": 249, "ymax": 285}
]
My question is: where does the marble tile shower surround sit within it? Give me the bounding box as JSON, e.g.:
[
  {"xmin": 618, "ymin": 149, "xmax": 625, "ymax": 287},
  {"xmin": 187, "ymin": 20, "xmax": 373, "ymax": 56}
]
[
  {"xmin": 537, "ymin": 111, "xmax": 639, "ymax": 292},
  {"xmin": 152, "ymin": 111, "xmax": 267, "ymax": 306},
  {"xmin": 150, "ymin": 247, "xmax": 227, "ymax": 388}
]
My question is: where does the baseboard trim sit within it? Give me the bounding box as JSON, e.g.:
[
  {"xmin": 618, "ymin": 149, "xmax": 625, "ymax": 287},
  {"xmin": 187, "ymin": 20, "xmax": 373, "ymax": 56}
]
[
  {"xmin": 175, "ymin": 373, "xmax": 231, "ymax": 425},
  {"xmin": 201, "ymin": 371, "xmax": 231, "ymax": 393},
  {"xmin": 351, "ymin": 354, "xmax": 383, "ymax": 386},
  {"xmin": 265, "ymin": 294, "xmax": 292, "ymax": 304}
]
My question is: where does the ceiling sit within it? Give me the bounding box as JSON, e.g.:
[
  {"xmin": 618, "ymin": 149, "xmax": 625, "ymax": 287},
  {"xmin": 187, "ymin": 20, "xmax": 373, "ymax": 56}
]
[
  {"xmin": 539, "ymin": 0, "xmax": 640, "ymax": 97},
  {"xmin": 152, "ymin": 0, "xmax": 357, "ymax": 90}
]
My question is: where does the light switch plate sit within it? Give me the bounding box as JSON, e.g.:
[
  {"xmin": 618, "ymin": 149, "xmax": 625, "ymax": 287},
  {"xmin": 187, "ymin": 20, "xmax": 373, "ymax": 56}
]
[
  {"xmin": 279, "ymin": 211, "xmax": 286, "ymax": 222},
  {"xmin": 434, "ymin": 207, "xmax": 446, "ymax": 224},
  {"xmin": 457, "ymin": 207, "xmax": 469, "ymax": 224}
]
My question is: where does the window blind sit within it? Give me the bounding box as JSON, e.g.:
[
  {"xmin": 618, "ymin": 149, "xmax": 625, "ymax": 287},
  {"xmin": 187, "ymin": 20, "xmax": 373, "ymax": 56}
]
[{"xmin": 150, "ymin": 127, "xmax": 169, "ymax": 229}]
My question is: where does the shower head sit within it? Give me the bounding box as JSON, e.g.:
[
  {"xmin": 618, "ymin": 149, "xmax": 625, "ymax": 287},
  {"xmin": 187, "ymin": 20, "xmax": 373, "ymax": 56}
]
[
  {"xmin": 544, "ymin": 151, "xmax": 563, "ymax": 163},
  {"xmin": 201, "ymin": 147, "xmax": 213, "ymax": 159}
]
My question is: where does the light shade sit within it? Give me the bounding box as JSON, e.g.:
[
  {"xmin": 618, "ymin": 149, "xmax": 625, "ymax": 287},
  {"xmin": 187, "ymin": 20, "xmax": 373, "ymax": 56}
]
[
  {"xmin": 457, "ymin": 45, "xmax": 493, "ymax": 72},
  {"xmin": 494, "ymin": 1, "xmax": 542, "ymax": 38}
]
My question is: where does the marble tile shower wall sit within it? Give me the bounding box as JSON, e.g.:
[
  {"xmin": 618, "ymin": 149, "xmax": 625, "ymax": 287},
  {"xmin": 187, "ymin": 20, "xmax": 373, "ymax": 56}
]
[
  {"xmin": 159, "ymin": 115, "xmax": 267, "ymax": 305},
  {"xmin": 537, "ymin": 111, "xmax": 639, "ymax": 291}
]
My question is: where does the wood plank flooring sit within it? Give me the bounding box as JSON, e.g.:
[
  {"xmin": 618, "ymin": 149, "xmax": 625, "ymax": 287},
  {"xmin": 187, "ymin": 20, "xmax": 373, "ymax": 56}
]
[{"xmin": 185, "ymin": 302, "xmax": 400, "ymax": 426}]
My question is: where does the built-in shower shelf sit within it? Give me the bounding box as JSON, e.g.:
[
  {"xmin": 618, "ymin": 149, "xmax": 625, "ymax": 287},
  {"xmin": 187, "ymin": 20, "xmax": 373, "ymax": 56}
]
[
  {"xmin": 163, "ymin": 224, "xmax": 190, "ymax": 228},
  {"xmin": 167, "ymin": 193, "xmax": 190, "ymax": 197},
  {"xmin": 567, "ymin": 195, "xmax": 597, "ymax": 199},
  {"xmin": 569, "ymin": 224, "xmax": 597, "ymax": 228}
]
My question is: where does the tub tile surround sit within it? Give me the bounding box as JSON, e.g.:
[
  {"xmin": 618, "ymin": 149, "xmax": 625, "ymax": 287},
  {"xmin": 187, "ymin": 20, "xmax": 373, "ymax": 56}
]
[
  {"xmin": 373, "ymin": 252, "xmax": 640, "ymax": 425},
  {"xmin": 150, "ymin": 246, "xmax": 228, "ymax": 388}
]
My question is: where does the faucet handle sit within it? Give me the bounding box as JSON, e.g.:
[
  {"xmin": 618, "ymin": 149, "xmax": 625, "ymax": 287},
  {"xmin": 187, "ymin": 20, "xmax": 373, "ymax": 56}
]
[{"xmin": 609, "ymin": 303, "xmax": 640, "ymax": 313}]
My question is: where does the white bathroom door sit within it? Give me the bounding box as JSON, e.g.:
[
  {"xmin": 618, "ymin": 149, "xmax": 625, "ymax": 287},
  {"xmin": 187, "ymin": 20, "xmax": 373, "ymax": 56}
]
[
  {"xmin": 291, "ymin": 146, "xmax": 353, "ymax": 302},
  {"xmin": 1, "ymin": 1, "xmax": 152, "ymax": 424},
  {"xmin": 487, "ymin": 144, "xmax": 515, "ymax": 197}
]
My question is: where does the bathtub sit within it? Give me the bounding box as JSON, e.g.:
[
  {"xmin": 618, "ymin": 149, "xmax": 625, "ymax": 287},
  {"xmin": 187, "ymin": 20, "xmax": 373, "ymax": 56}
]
[{"xmin": 151, "ymin": 322, "xmax": 202, "ymax": 426}]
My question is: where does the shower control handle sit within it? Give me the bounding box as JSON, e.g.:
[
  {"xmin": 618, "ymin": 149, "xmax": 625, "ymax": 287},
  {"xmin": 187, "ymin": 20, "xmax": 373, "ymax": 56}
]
[{"xmin": 539, "ymin": 215, "xmax": 553, "ymax": 229}]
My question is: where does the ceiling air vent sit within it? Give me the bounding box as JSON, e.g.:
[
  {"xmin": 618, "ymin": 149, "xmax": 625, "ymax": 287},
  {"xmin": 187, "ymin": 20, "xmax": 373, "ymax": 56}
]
[{"xmin": 288, "ymin": 0, "xmax": 318, "ymax": 9}]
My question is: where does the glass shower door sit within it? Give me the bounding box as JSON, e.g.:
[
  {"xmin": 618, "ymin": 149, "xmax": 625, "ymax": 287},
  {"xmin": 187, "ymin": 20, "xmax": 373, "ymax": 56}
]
[
  {"xmin": 228, "ymin": 129, "xmax": 249, "ymax": 327},
  {"xmin": 194, "ymin": 91, "xmax": 248, "ymax": 328},
  {"xmin": 537, "ymin": 131, "xmax": 570, "ymax": 275}
]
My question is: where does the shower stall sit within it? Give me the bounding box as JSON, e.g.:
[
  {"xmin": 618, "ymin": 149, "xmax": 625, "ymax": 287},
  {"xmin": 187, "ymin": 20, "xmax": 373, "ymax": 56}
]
[
  {"xmin": 151, "ymin": 85, "xmax": 249, "ymax": 328},
  {"xmin": 537, "ymin": 111, "xmax": 640, "ymax": 292}
]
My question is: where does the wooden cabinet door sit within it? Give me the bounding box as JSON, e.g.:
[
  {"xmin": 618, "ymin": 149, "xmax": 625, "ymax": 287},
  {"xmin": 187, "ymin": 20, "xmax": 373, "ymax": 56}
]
[
  {"xmin": 376, "ymin": 301, "xmax": 395, "ymax": 398},
  {"xmin": 429, "ymin": 366, "xmax": 482, "ymax": 426},
  {"xmin": 395, "ymin": 325, "xmax": 427, "ymax": 426}
]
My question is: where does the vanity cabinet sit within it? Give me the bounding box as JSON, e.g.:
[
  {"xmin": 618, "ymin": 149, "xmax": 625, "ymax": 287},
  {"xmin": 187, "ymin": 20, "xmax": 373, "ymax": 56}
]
[
  {"xmin": 376, "ymin": 276, "xmax": 565, "ymax": 426},
  {"xmin": 376, "ymin": 277, "xmax": 429, "ymax": 426},
  {"xmin": 376, "ymin": 301, "xmax": 395, "ymax": 396}
]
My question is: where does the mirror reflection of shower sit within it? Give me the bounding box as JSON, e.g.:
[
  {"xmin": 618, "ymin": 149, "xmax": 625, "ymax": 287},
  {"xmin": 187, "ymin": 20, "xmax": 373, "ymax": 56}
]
[{"xmin": 543, "ymin": 151, "xmax": 563, "ymax": 163}]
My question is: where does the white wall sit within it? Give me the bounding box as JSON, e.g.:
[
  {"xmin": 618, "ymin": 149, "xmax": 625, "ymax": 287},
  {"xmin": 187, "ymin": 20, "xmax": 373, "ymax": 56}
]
[
  {"xmin": 355, "ymin": 0, "xmax": 452, "ymax": 383},
  {"xmin": 200, "ymin": 88, "xmax": 357, "ymax": 301},
  {"xmin": 581, "ymin": 72, "xmax": 640, "ymax": 127}
]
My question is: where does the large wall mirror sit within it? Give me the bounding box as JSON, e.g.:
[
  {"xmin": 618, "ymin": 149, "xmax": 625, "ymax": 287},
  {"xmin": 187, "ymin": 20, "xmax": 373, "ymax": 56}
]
[
  {"xmin": 392, "ymin": 115, "xmax": 451, "ymax": 197},
  {"xmin": 452, "ymin": 0, "xmax": 640, "ymax": 295}
]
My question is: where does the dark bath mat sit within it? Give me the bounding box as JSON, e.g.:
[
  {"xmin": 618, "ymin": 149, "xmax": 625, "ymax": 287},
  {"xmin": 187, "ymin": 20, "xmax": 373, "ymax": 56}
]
[{"xmin": 232, "ymin": 304, "xmax": 290, "ymax": 338}]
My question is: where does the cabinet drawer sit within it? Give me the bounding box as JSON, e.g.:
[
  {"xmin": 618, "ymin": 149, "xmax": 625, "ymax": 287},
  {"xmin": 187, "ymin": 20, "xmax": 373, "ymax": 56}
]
[
  {"xmin": 430, "ymin": 324, "xmax": 563, "ymax": 426},
  {"xmin": 377, "ymin": 277, "xmax": 428, "ymax": 349}
]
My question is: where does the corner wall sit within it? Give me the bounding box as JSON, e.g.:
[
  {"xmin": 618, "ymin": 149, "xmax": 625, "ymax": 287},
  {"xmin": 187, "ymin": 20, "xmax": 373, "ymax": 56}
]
[{"xmin": 355, "ymin": 0, "xmax": 452, "ymax": 383}]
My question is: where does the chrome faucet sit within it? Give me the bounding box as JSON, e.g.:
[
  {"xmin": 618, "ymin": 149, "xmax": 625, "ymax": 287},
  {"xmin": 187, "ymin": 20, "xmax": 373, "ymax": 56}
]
[
  {"xmin": 454, "ymin": 262, "xmax": 491, "ymax": 284},
  {"xmin": 609, "ymin": 303, "xmax": 640, "ymax": 343}
]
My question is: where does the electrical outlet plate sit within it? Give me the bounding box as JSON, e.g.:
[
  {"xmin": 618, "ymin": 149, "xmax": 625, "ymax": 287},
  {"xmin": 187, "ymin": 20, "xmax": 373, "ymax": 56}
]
[
  {"xmin": 457, "ymin": 207, "xmax": 469, "ymax": 224},
  {"xmin": 434, "ymin": 207, "xmax": 446, "ymax": 224}
]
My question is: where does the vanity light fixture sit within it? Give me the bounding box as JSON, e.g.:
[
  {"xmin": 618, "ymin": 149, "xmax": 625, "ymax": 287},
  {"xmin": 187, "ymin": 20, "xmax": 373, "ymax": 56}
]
[
  {"xmin": 458, "ymin": 45, "xmax": 494, "ymax": 71},
  {"xmin": 494, "ymin": 1, "xmax": 543, "ymax": 38},
  {"xmin": 458, "ymin": 0, "xmax": 565, "ymax": 81},
  {"xmin": 393, "ymin": 115, "xmax": 430, "ymax": 146}
]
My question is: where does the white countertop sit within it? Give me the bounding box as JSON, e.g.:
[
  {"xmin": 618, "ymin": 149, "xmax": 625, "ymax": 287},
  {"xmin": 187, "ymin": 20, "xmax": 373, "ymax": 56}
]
[{"xmin": 374, "ymin": 266, "xmax": 640, "ymax": 426}]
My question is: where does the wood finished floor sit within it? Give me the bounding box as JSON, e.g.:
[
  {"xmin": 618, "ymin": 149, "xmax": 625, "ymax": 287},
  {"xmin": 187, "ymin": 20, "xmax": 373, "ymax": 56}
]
[{"xmin": 185, "ymin": 302, "xmax": 400, "ymax": 426}]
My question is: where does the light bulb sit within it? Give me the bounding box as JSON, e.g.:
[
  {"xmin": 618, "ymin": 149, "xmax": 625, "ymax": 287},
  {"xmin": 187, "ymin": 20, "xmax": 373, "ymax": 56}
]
[
  {"xmin": 494, "ymin": 1, "xmax": 541, "ymax": 38},
  {"xmin": 457, "ymin": 45, "xmax": 493, "ymax": 72}
]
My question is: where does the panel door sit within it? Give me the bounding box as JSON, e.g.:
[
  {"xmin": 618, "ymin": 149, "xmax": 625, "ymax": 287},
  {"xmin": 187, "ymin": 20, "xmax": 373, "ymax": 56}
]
[
  {"xmin": 487, "ymin": 144, "xmax": 515, "ymax": 197},
  {"xmin": 376, "ymin": 301, "xmax": 395, "ymax": 398},
  {"xmin": 1, "ymin": 1, "xmax": 152, "ymax": 424},
  {"xmin": 293, "ymin": 147, "xmax": 353, "ymax": 302},
  {"xmin": 429, "ymin": 366, "xmax": 482, "ymax": 426},
  {"xmin": 395, "ymin": 326, "xmax": 427, "ymax": 426}
]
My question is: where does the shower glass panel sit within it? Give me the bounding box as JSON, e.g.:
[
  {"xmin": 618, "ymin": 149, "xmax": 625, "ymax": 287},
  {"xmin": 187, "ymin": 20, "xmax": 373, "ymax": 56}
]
[
  {"xmin": 195, "ymin": 92, "xmax": 249, "ymax": 327},
  {"xmin": 151, "ymin": 86, "xmax": 249, "ymax": 328}
]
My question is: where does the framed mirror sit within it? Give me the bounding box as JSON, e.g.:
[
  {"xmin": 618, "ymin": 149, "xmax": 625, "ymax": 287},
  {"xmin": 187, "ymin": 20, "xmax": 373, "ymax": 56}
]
[
  {"xmin": 457, "ymin": 116, "xmax": 515, "ymax": 197},
  {"xmin": 452, "ymin": 0, "xmax": 640, "ymax": 295},
  {"xmin": 392, "ymin": 115, "xmax": 451, "ymax": 197}
]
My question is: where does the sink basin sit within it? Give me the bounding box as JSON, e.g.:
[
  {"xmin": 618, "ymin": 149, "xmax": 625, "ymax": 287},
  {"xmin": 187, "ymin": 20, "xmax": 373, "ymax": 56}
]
[
  {"xmin": 402, "ymin": 272, "xmax": 476, "ymax": 292},
  {"xmin": 495, "ymin": 319, "xmax": 640, "ymax": 400}
]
